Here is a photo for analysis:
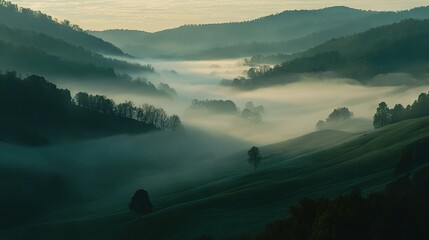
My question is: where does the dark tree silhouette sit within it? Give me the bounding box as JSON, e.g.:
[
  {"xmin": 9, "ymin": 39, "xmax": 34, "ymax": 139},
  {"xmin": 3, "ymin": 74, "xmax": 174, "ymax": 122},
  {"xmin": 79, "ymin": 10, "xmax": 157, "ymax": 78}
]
[
  {"xmin": 129, "ymin": 189, "xmax": 153, "ymax": 221},
  {"xmin": 316, "ymin": 107, "xmax": 353, "ymax": 130},
  {"xmin": 373, "ymin": 102, "xmax": 392, "ymax": 129},
  {"xmin": 248, "ymin": 146, "xmax": 262, "ymax": 170}
]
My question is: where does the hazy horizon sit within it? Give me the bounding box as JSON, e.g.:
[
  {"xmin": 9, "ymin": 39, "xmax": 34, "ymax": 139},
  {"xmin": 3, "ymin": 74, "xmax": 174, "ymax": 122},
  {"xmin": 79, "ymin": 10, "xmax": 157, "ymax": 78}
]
[{"xmin": 10, "ymin": 0, "xmax": 429, "ymax": 32}]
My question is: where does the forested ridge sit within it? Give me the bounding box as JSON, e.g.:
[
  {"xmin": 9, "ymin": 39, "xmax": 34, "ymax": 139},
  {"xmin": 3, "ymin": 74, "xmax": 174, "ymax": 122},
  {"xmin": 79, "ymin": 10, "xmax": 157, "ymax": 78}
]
[
  {"xmin": 0, "ymin": 72, "xmax": 181, "ymax": 146},
  {"xmin": 230, "ymin": 19, "xmax": 429, "ymax": 88}
]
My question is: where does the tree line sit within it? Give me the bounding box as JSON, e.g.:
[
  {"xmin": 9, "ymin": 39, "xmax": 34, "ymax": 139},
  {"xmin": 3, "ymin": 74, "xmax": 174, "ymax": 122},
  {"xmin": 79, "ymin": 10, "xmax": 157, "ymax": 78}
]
[
  {"xmin": 0, "ymin": 71, "xmax": 181, "ymax": 131},
  {"xmin": 316, "ymin": 107, "xmax": 353, "ymax": 130},
  {"xmin": 74, "ymin": 92, "xmax": 182, "ymax": 130},
  {"xmin": 373, "ymin": 92, "xmax": 429, "ymax": 128},
  {"xmin": 188, "ymin": 99, "xmax": 265, "ymax": 123}
]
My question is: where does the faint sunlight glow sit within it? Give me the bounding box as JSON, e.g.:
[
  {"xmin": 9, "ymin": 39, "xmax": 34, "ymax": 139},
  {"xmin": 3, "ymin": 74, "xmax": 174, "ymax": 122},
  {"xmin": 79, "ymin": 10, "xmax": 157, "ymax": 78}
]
[{"xmin": 10, "ymin": 0, "xmax": 429, "ymax": 32}]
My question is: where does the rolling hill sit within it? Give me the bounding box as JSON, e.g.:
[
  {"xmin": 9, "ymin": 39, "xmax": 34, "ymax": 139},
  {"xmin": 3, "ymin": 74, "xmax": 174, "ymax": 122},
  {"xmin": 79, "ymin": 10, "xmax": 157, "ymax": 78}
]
[
  {"xmin": 0, "ymin": 2, "xmax": 169, "ymax": 96},
  {"xmin": 90, "ymin": 6, "xmax": 429, "ymax": 59},
  {"xmin": 0, "ymin": 24, "xmax": 152, "ymax": 74},
  {"xmin": 3, "ymin": 115, "xmax": 429, "ymax": 239},
  {"xmin": 0, "ymin": 0, "xmax": 125, "ymax": 56},
  {"xmin": 0, "ymin": 72, "xmax": 157, "ymax": 147},
  {"xmin": 231, "ymin": 19, "xmax": 429, "ymax": 88}
]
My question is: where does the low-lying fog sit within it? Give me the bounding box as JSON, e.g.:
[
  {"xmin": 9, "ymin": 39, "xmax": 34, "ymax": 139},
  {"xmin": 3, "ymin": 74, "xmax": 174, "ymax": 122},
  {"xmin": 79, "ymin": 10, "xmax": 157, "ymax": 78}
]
[
  {"xmin": 3, "ymin": 58, "xmax": 429, "ymax": 227},
  {"xmin": 67, "ymin": 58, "xmax": 429, "ymax": 144}
]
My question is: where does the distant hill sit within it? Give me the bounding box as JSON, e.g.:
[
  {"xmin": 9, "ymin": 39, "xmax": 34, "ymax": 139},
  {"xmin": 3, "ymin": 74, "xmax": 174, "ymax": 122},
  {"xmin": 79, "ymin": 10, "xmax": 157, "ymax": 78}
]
[
  {"xmin": 0, "ymin": 1, "xmax": 125, "ymax": 56},
  {"xmin": 0, "ymin": 24, "xmax": 152, "ymax": 74},
  {"xmin": 230, "ymin": 19, "xmax": 429, "ymax": 88},
  {"xmin": 90, "ymin": 6, "xmax": 429, "ymax": 59},
  {"xmin": 0, "ymin": 2, "xmax": 169, "ymax": 96},
  {"xmin": 90, "ymin": 7, "xmax": 373, "ymax": 59},
  {"xmin": 0, "ymin": 38, "xmax": 170, "ymax": 96}
]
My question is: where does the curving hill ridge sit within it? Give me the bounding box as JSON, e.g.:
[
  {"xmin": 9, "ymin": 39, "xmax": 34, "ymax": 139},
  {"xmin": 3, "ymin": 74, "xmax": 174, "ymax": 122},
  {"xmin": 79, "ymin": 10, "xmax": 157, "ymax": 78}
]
[
  {"xmin": 0, "ymin": 1, "xmax": 125, "ymax": 56},
  {"xmin": 90, "ymin": 6, "xmax": 429, "ymax": 59},
  {"xmin": 232, "ymin": 19, "xmax": 429, "ymax": 88},
  {"xmin": 3, "ymin": 116, "xmax": 429, "ymax": 239},
  {"xmin": 0, "ymin": 24, "xmax": 151, "ymax": 74}
]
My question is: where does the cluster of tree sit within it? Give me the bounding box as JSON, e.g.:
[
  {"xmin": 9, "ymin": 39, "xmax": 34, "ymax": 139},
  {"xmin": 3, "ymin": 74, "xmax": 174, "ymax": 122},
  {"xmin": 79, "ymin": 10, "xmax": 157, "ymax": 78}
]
[
  {"xmin": 316, "ymin": 107, "xmax": 353, "ymax": 130},
  {"xmin": 0, "ymin": 72, "xmax": 177, "ymax": 145},
  {"xmin": 0, "ymin": 71, "xmax": 71, "ymax": 120},
  {"xmin": 0, "ymin": 0, "xmax": 124, "ymax": 55},
  {"xmin": 241, "ymin": 102, "xmax": 265, "ymax": 124},
  {"xmin": 188, "ymin": 100, "xmax": 265, "ymax": 123},
  {"xmin": 74, "ymin": 92, "xmax": 182, "ymax": 130},
  {"xmin": 203, "ymin": 165, "xmax": 429, "ymax": 240},
  {"xmin": 373, "ymin": 92, "xmax": 429, "ymax": 128},
  {"xmin": 189, "ymin": 99, "xmax": 239, "ymax": 115},
  {"xmin": 243, "ymin": 54, "xmax": 291, "ymax": 67}
]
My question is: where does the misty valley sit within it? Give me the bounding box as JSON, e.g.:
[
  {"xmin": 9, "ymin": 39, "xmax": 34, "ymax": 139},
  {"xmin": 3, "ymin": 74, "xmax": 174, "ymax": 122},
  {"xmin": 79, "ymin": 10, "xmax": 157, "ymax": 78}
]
[{"xmin": 2, "ymin": 1, "xmax": 429, "ymax": 239}]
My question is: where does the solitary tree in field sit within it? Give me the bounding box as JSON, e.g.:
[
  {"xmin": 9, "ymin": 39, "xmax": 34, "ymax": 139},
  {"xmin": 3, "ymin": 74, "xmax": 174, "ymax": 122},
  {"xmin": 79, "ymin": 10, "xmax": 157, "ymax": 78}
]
[
  {"xmin": 248, "ymin": 146, "xmax": 262, "ymax": 170},
  {"xmin": 129, "ymin": 189, "xmax": 153, "ymax": 221}
]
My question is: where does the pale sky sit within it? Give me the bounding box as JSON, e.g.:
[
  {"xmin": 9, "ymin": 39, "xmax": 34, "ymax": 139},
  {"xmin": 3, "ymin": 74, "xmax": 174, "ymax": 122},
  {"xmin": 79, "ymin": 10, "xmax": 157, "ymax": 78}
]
[{"xmin": 11, "ymin": 0, "xmax": 429, "ymax": 32}]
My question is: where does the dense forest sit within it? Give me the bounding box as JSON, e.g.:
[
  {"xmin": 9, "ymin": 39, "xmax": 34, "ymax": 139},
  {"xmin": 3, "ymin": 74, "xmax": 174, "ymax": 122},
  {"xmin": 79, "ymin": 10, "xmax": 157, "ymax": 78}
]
[
  {"xmin": 229, "ymin": 19, "xmax": 429, "ymax": 88},
  {"xmin": 0, "ymin": 72, "xmax": 181, "ymax": 146}
]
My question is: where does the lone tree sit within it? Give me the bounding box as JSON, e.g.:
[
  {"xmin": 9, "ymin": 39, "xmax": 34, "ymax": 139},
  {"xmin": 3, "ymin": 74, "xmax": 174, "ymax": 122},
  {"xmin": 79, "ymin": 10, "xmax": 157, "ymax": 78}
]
[
  {"xmin": 129, "ymin": 189, "xmax": 154, "ymax": 221},
  {"xmin": 373, "ymin": 102, "xmax": 392, "ymax": 129},
  {"xmin": 248, "ymin": 146, "xmax": 262, "ymax": 170}
]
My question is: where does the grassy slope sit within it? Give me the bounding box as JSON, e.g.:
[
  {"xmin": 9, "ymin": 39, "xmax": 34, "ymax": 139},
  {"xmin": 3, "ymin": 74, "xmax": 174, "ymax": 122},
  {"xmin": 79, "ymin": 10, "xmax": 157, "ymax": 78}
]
[{"xmin": 3, "ymin": 117, "xmax": 429, "ymax": 239}]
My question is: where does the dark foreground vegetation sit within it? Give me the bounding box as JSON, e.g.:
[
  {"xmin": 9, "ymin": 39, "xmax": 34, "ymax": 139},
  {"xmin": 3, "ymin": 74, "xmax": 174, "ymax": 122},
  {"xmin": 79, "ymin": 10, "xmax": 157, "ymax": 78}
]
[
  {"xmin": 201, "ymin": 165, "xmax": 429, "ymax": 240},
  {"xmin": 0, "ymin": 72, "xmax": 181, "ymax": 146}
]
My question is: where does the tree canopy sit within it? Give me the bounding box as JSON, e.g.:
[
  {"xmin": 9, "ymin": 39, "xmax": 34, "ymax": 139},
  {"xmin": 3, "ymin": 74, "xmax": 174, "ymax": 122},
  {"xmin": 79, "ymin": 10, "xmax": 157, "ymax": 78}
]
[
  {"xmin": 129, "ymin": 189, "xmax": 154, "ymax": 221},
  {"xmin": 373, "ymin": 92, "xmax": 429, "ymax": 128}
]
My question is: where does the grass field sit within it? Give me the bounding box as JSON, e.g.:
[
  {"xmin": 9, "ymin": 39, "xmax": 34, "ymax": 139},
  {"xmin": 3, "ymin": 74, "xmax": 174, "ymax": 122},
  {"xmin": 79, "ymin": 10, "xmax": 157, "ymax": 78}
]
[{"xmin": 2, "ymin": 117, "xmax": 429, "ymax": 240}]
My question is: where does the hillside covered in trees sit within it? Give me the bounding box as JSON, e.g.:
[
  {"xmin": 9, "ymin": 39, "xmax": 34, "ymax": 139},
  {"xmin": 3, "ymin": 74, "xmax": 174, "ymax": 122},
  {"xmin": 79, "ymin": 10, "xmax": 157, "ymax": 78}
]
[
  {"xmin": 0, "ymin": 72, "xmax": 181, "ymax": 146},
  {"xmin": 91, "ymin": 6, "xmax": 429, "ymax": 59},
  {"xmin": 229, "ymin": 19, "xmax": 429, "ymax": 88},
  {"xmin": 0, "ymin": 1, "xmax": 169, "ymax": 96},
  {"xmin": 0, "ymin": 0, "xmax": 125, "ymax": 56},
  {"xmin": 0, "ymin": 24, "xmax": 152, "ymax": 73}
]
